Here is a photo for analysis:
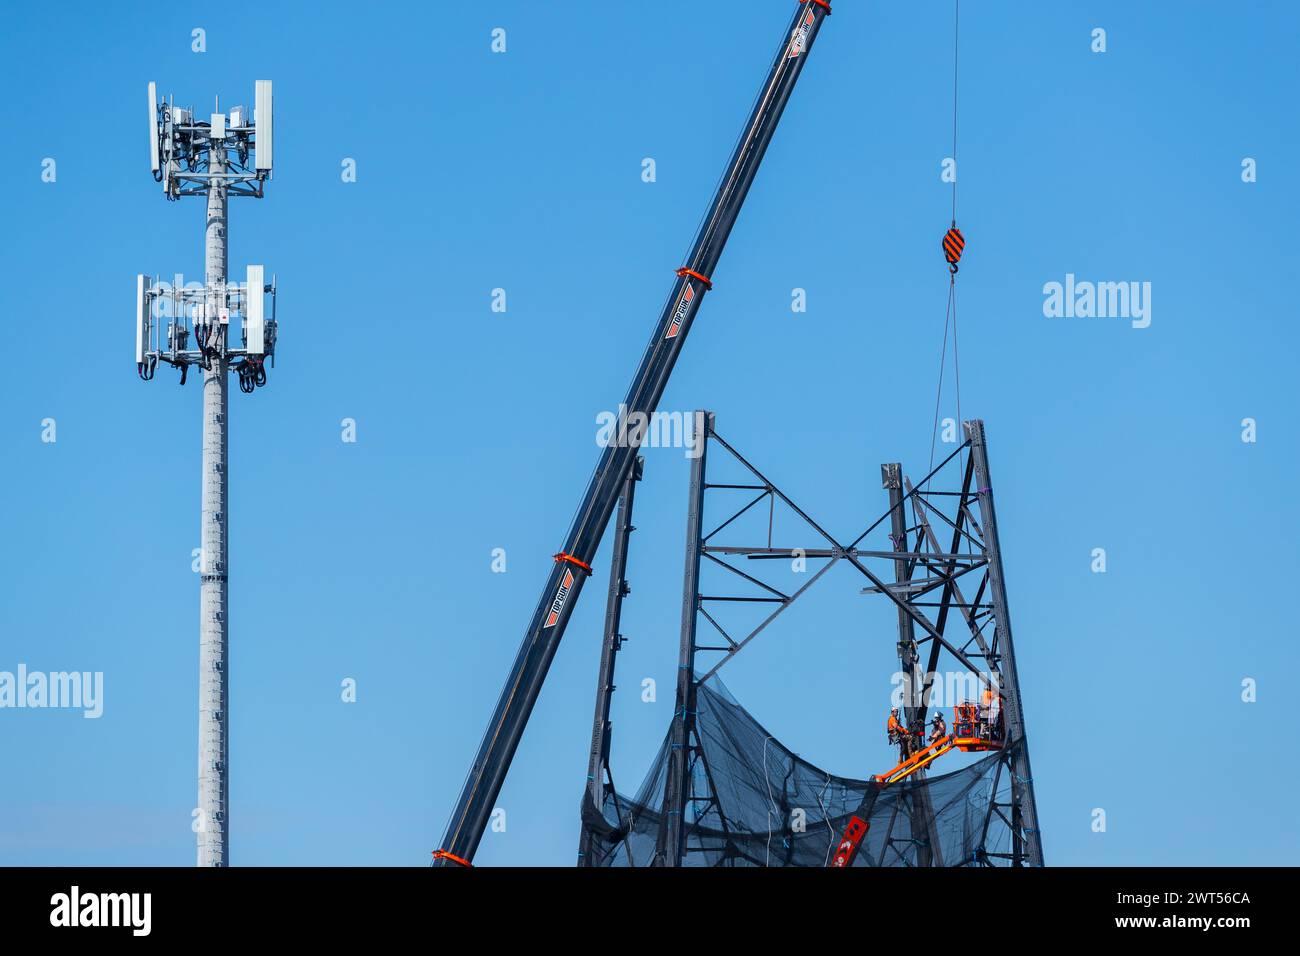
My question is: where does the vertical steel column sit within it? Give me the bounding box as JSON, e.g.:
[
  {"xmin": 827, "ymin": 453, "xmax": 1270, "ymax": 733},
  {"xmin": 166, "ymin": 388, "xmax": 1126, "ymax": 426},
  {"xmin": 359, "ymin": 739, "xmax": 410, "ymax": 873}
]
[
  {"xmin": 659, "ymin": 412, "xmax": 712, "ymax": 866},
  {"xmin": 578, "ymin": 456, "xmax": 643, "ymax": 866},
  {"xmin": 882, "ymin": 464, "xmax": 920, "ymax": 751},
  {"xmin": 964, "ymin": 419, "xmax": 1043, "ymax": 866},
  {"xmin": 198, "ymin": 147, "xmax": 230, "ymax": 867},
  {"xmin": 882, "ymin": 463, "xmax": 940, "ymax": 866}
]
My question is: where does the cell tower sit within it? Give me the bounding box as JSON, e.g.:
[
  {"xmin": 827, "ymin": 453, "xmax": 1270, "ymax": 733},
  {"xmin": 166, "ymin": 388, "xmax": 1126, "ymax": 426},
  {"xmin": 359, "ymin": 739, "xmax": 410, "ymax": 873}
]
[{"xmin": 134, "ymin": 80, "xmax": 278, "ymax": 867}]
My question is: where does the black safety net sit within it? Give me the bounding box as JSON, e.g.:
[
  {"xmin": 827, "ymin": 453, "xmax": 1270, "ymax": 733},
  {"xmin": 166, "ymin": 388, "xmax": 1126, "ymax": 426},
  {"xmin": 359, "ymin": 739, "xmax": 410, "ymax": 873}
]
[{"xmin": 580, "ymin": 678, "xmax": 1018, "ymax": 867}]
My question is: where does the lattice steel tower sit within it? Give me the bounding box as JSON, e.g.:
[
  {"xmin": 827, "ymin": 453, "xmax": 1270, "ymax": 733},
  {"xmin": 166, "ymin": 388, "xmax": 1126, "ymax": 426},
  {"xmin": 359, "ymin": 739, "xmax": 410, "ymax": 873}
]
[
  {"xmin": 578, "ymin": 415, "xmax": 1044, "ymax": 867},
  {"xmin": 134, "ymin": 80, "xmax": 278, "ymax": 867}
]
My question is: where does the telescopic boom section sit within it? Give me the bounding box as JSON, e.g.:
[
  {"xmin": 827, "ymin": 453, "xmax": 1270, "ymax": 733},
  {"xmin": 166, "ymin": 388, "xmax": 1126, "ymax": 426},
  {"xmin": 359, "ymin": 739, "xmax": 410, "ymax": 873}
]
[{"xmin": 434, "ymin": 0, "xmax": 834, "ymax": 866}]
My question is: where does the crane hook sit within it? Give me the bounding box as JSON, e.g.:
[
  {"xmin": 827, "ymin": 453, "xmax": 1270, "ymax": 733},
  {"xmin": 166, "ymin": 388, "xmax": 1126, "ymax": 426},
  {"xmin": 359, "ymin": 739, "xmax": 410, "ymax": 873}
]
[{"xmin": 943, "ymin": 224, "xmax": 964, "ymax": 274}]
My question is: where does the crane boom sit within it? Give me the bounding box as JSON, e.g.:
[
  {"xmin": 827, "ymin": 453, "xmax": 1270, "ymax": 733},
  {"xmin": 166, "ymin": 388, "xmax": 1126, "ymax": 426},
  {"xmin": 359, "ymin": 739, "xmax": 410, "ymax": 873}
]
[{"xmin": 434, "ymin": 0, "xmax": 834, "ymax": 866}]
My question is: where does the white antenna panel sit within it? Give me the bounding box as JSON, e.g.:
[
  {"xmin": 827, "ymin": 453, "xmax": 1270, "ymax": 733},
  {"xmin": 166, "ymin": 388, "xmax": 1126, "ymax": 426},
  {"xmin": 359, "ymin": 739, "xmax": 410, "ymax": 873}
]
[
  {"xmin": 147, "ymin": 82, "xmax": 159, "ymax": 173},
  {"xmin": 254, "ymin": 80, "xmax": 273, "ymax": 172},
  {"xmin": 245, "ymin": 265, "xmax": 265, "ymax": 355},
  {"xmin": 135, "ymin": 275, "xmax": 152, "ymax": 363}
]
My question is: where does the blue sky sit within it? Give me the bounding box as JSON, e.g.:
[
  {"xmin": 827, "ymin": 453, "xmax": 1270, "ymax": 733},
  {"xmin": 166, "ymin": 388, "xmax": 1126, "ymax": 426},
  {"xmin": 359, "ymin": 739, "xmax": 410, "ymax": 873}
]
[{"xmin": 1, "ymin": 0, "xmax": 1297, "ymax": 866}]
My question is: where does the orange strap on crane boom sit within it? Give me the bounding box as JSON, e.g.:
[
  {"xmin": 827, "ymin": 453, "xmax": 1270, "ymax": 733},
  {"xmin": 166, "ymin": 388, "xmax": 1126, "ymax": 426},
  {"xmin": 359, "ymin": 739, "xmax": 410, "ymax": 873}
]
[
  {"xmin": 432, "ymin": 848, "xmax": 473, "ymax": 868},
  {"xmin": 554, "ymin": 552, "xmax": 594, "ymax": 576},
  {"xmin": 675, "ymin": 267, "xmax": 713, "ymax": 290},
  {"xmin": 800, "ymin": 0, "xmax": 832, "ymax": 13}
]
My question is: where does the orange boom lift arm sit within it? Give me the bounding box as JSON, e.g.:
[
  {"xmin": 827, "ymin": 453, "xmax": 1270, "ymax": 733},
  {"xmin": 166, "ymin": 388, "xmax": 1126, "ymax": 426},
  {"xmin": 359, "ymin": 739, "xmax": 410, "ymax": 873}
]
[{"xmin": 829, "ymin": 705, "xmax": 1003, "ymax": 867}]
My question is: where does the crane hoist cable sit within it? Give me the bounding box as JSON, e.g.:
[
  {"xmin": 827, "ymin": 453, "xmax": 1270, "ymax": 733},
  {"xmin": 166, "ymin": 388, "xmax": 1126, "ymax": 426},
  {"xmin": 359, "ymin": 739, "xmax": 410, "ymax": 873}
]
[{"xmin": 928, "ymin": 0, "xmax": 963, "ymax": 483}]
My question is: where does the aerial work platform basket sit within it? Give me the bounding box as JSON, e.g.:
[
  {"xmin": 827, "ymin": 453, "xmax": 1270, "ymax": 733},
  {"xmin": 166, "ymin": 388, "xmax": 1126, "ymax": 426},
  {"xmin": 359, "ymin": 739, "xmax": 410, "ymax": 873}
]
[{"xmin": 952, "ymin": 701, "xmax": 1004, "ymax": 752}]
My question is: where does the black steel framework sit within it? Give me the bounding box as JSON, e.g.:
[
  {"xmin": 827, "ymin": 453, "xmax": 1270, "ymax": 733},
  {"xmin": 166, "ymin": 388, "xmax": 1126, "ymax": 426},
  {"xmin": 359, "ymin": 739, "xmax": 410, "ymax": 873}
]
[
  {"xmin": 436, "ymin": 0, "xmax": 833, "ymax": 865},
  {"xmin": 883, "ymin": 462, "xmax": 943, "ymax": 866},
  {"xmin": 586, "ymin": 412, "xmax": 1042, "ymax": 866},
  {"xmin": 656, "ymin": 415, "xmax": 715, "ymax": 866},
  {"xmin": 577, "ymin": 457, "xmax": 642, "ymax": 867}
]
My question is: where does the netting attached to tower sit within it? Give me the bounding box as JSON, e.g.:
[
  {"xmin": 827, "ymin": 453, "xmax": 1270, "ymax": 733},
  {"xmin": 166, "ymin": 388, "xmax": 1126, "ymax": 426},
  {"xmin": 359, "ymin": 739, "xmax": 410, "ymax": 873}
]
[{"xmin": 581, "ymin": 678, "xmax": 1017, "ymax": 867}]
